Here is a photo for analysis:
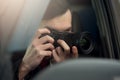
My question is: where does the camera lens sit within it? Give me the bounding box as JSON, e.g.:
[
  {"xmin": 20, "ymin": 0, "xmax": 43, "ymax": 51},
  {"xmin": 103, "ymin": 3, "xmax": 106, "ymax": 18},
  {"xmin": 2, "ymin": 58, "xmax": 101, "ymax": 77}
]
[
  {"xmin": 78, "ymin": 32, "xmax": 95, "ymax": 54},
  {"xmin": 80, "ymin": 38, "xmax": 90, "ymax": 50}
]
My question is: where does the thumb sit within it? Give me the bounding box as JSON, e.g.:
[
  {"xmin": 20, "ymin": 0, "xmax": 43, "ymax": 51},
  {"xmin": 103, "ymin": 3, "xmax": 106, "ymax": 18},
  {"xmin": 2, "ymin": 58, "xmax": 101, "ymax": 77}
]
[{"xmin": 72, "ymin": 46, "xmax": 78, "ymax": 58}]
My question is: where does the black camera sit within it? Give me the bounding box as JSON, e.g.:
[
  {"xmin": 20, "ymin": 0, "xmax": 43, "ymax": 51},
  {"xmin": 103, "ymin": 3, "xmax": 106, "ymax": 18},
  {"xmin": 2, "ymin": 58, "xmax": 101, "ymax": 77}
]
[{"xmin": 40, "ymin": 27, "xmax": 95, "ymax": 54}]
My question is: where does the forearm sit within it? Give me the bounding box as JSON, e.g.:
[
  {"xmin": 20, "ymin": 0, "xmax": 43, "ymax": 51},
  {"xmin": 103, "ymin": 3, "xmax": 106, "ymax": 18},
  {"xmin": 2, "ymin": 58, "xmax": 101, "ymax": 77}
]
[{"xmin": 18, "ymin": 62, "xmax": 31, "ymax": 80}]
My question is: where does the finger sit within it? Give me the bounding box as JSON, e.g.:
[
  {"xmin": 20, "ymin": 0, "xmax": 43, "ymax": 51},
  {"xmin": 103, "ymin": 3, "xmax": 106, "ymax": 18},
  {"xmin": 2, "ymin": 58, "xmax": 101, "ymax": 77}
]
[
  {"xmin": 33, "ymin": 46, "xmax": 52, "ymax": 56},
  {"xmin": 38, "ymin": 43, "xmax": 54, "ymax": 50},
  {"xmin": 38, "ymin": 50, "xmax": 52, "ymax": 56},
  {"xmin": 72, "ymin": 46, "xmax": 78, "ymax": 58},
  {"xmin": 56, "ymin": 47, "xmax": 64, "ymax": 56},
  {"xmin": 52, "ymin": 50, "xmax": 61, "ymax": 62},
  {"xmin": 34, "ymin": 28, "xmax": 50, "ymax": 38},
  {"xmin": 57, "ymin": 39, "xmax": 70, "ymax": 54},
  {"xmin": 39, "ymin": 35, "xmax": 54, "ymax": 44},
  {"xmin": 32, "ymin": 35, "xmax": 54, "ymax": 47}
]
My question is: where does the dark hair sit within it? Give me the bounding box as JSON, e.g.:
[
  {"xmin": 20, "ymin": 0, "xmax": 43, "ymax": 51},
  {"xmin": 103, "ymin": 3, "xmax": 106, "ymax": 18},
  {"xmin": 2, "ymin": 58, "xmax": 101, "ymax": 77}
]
[{"xmin": 42, "ymin": 0, "xmax": 70, "ymax": 20}]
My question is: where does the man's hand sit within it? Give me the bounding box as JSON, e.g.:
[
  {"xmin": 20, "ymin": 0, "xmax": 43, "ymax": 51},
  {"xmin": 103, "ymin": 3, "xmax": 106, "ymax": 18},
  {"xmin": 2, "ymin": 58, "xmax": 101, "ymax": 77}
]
[
  {"xmin": 52, "ymin": 39, "xmax": 78, "ymax": 63},
  {"xmin": 19, "ymin": 28, "xmax": 54, "ymax": 80}
]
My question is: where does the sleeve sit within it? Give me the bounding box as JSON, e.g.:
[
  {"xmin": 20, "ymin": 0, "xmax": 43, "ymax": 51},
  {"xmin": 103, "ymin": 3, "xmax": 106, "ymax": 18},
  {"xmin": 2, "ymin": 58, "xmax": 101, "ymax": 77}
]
[{"xmin": 11, "ymin": 52, "xmax": 24, "ymax": 80}]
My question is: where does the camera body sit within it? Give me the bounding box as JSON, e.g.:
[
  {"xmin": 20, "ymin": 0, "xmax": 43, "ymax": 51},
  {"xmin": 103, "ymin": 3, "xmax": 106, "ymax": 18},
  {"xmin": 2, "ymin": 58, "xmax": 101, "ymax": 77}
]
[{"xmin": 41, "ymin": 28, "xmax": 95, "ymax": 54}]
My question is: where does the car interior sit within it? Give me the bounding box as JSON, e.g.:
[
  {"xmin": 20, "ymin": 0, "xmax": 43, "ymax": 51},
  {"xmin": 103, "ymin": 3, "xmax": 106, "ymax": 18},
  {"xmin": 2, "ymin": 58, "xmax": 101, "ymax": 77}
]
[{"xmin": 1, "ymin": 0, "xmax": 120, "ymax": 80}]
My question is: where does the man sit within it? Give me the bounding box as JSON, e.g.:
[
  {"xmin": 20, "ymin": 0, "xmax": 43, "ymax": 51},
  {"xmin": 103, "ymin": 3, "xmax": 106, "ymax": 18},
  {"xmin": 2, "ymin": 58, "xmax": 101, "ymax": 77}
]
[{"xmin": 17, "ymin": 0, "xmax": 79, "ymax": 80}]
